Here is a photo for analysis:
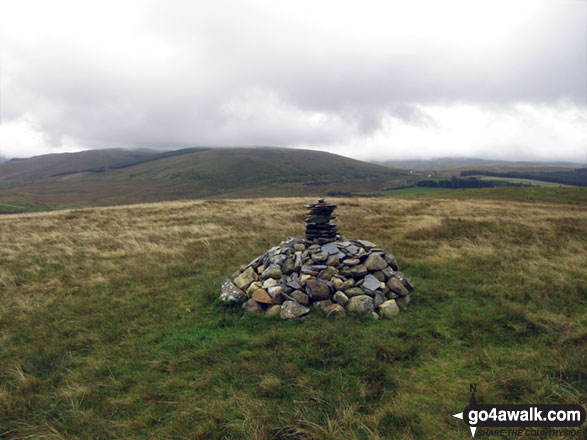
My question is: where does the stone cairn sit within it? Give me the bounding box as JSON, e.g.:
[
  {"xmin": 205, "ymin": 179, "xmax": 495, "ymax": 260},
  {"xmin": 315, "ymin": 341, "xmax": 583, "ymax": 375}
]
[
  {"xmin": 219, "ymin": 199, "xmax": 414, "ymax": 320},
  {"xmin": 305, "ymin": 199, "xmax": 338, "ymax": 243}
]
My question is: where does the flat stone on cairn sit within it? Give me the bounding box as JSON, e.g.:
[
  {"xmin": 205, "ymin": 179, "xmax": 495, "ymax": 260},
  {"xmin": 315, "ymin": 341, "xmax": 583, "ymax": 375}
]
[{"xmin": 218, "ymin": 199, "xmax": 414, "ymax": 320}]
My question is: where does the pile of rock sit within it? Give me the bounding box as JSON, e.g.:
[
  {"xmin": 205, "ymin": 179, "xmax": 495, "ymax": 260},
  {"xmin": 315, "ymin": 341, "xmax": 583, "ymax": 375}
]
[{"xmin": 219, "ymin": 200, "xmax": 413, "ymax": 320}]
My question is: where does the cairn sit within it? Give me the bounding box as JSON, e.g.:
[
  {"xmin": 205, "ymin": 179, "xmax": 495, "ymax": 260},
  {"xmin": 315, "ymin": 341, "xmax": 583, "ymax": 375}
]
[
  {"xmin": 219, "ymin": 199, "xmax": 414, "ymax": 320},
  {"xmin": 305, "ymin": 199, "xmax": 338, "ymax": 244}
]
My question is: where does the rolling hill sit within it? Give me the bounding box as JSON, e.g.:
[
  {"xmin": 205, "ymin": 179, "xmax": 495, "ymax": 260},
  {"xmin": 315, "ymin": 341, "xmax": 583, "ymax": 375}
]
[{"xmin": 0, "ymin": 147, "xmax": 410, "ymax": 211}]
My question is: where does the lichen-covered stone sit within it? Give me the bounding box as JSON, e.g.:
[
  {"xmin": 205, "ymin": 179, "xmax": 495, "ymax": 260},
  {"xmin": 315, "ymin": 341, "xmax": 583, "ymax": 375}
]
[
  {"xmin": 387, "ymin": 278, "xmax": 409, "ymax": 296},
  {"xmin": 290, "ymin": 290, "xmax": 310, "ymax": 306},
  {"xmin": 234, "ymin": 266, "xmax": 257, "ymax": 291},
  {"xmin": 346, "ymin": 295, "xmax": 374, "ymax": 314},
  {"xmin": 333, "ymin": 291, "xmax": 349, "ymax": 306},
  {"xmin": 323, "ymin": 303, "xmax": 346, "ymax": 318},
  {"xmin": 280, "ymin": 300, "xmax": 310, "ymax": 320},
  {"xmin": 379, "ymin": 299, "xmax": 400, "ymax": 318},
  {"xmin": 219, "ymin": 279, "xmax": 246, "ymax": 303},
  {"xmin": 261, "ymin": 264, "xmax": 283, "ymax": 280},
  {"xmin": 364, "ymin": 253, "xmax": 388, "ymax": 271},
  {"xmin": 252, "ymin": 289, "xmax": 273, "ymax": 304},
  {"xmin": 305, "ymin": 279, "xmax": 331, "ymax": 300},
  {"xmin": 344, "ymin": 287, "xmax": 365, "ymax": 297}
]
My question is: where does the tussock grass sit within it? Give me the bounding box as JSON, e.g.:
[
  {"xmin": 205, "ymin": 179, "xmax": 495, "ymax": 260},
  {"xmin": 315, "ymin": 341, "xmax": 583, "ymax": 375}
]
[{"xmin": 0, "ymin": 197, "xmax": 585, "ymax": 439}]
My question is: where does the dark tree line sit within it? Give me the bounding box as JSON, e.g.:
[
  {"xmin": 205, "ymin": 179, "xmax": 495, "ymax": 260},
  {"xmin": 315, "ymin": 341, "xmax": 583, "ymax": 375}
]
[{"xmin": 417, "ymin": 176, "xmax": 531, "ymax": 188}]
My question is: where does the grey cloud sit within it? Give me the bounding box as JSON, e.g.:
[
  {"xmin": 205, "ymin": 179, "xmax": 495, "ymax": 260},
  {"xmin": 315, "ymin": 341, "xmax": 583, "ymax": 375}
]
[{"xmin": 0, "ymin": 0, "xmax": 585, "ymax": 160}]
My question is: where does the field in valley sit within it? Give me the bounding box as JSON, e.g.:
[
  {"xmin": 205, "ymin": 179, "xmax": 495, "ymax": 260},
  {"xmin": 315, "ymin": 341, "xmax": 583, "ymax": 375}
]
[{"xmin": 1, "ymin": 193, "xmax": 585, "ymax": 439}]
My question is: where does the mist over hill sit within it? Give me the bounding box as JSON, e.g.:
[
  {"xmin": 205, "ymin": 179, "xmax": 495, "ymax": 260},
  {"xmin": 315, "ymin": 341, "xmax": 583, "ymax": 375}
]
[{"xmin": 374, "ymin": 157, "xmax": 584, "ymax": 170}]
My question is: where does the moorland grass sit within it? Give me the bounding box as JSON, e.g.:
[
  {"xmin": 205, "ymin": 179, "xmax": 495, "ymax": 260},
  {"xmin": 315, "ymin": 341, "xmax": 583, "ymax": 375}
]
[{"xmin": 0, "ymin": 197, "xmax": 585, "ymax": 439}]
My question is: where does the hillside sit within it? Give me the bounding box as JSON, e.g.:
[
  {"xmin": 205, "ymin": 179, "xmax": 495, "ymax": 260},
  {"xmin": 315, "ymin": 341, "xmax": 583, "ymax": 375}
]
[
  {"xmin": 0, "ymin": 197, "xmax": 584, "ymax": 438},
  {"xmin": 0, "ymin": 148, "xmax": 158, "ymax": 181},
  {"xmin": 0, "ymin": 147, "xmax": 409, "ymax": 211}
]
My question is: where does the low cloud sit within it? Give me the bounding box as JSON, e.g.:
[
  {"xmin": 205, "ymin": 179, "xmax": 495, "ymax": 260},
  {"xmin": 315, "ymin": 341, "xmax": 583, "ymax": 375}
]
[{"xmin": 0, "ymin": 0, "xmax": 585, "ymax": 161}]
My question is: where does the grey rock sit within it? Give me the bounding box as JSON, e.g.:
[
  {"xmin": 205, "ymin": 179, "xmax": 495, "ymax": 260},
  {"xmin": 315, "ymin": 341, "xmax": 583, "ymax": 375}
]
[
  {"xmin": 287, "ymin": 278, "xmax": 302, "ymax": 291},
  {"xmin": 282, "ymin": 257, "xmax": 295, "ymax": 275},
  {"xmin": 337, "ymin": 241, "xmax": 352, "ymax": 247},
  {"xmin": 364, "ymin": 253, "xmax": 388, "ymax": 271},
  {"xmin": 280, "ymin": 300, "xmax": 310, "ymax": 320},
  {"xmin": 345, "ymin": 244, "xmax": 361, "ymax": 256},
  {"xmin": 267, "ymin": 285, "xmax": 283, "ymax": 297},
  {"xmin": 246, "ymin": 281, "xmax": 262, "ymax": 296},
  {"xmin": 383, "ymin": 253, "xmax": 399, "ymax": 271},
  {"xmin": 311, "ymin": 251, "xmax": 329, "ymax": 262},
  {"xmin": 393, "ymin": 272, "xmax": 414, "ymax": 291},
  {"xmin": 290, "ymin": 290, "xmax": 310, "ymax": 306},
  {"xmin": 270, "ymin": 254, "xmax": 286, "ymax": 265},
  {"xmin": 373, "ymin": 292, "xmax": 385, "ymax": 309},
  {"xmin": 294, "ymin": 253, "xmax": 303, "ymax": 270},
  {"xmin": 321, "ymin": 242, "xmax": 340, "ymax": 255},
  {"xmin": 233, "ymin": 266, "xmax": 257, "ymax": 291},
  {"xmin": 245, "ymin": 255, "xmax": 263, "ymax": 270},
  {"xmin": 379, "ymin": 299, "xmax": 400, "ymax": 318},
  {"xmin": 262, "ymin": 278, "xmax": 278, "ymax": 288},
  {"xmin": 219, "ymin": 279, "xmax": 246, "ymax": 303},
  {"xmin": 301, "ymin": 265, "xmax": 319, "ymax": 275},
  {"xmin": 372, "ymin": 271, "xmax": 386, "ymax": 282},
  {"xmin": 318, "ymin": 266, "xmax": 338, "ymax": 281},
  {"xmin": 293, "ymin": 243, "xmax": 306, "ymax": 251},
  {"xmin": 346, "ymin": 295, "xmax": 374, "ymax": 314},
  {"xmin": 342, "ymin": 258, "xmax": 360, "ymax": 266},
  {"xmin": 242, "ymin": 298, "xmax": 263, "ymax": 312},
  {"xmin": 382, "ymin": 267, "xmax": 394, "ymax": 279},
  {"xmin": 362, "ymin": 274, "xmax": 381, "ymax": 292},
  {"xmin": 387, "ymin": 278, "xmax": 409, "ymax": 296},
  {"xmin": 350, "ymin": 264, "xmax": 368, "ymax": 277},
  {"xmin": 323, "ymin": 303, "xmax": 346, "ymax": 318},
  {"xmin": 333, "ymin": 291, "xmax": 349, "ymax": 306},
  {"xmin": 252, "ymin": 289, "xmax": 273, "ymax": 304},
  {"xmin": 397, "ymin": 295, "xmax": 410, "ymax": 307},
  {"xmin": 344, "ymin": 287, "xmax": 365, "ymax": 297},
  {"xmin": 305, "ymin": 279, "xmax": 331, "ymax": 300},
  {"xmin": 331, "ymin": 276, "xmax": 345, "ymax": 291},
  {"xmin": 358, "ymin": 240, "xmax": 377, "ymax": 248},
  {"xmin": 261, "ymin": 263, "xmax": 283, "ymax": 280},
  {"xmin": 265, "ymin": 304, "xmax": 282, "ymax": 317},
  {"xmin": 313, "ymin": 299, "xmax": 333, "ymax": 310}
]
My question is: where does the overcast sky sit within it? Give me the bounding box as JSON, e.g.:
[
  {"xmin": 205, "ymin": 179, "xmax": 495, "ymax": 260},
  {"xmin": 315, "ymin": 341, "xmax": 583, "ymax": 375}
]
[{"xmin": 1, "ymin": 0, "xmax": 586, "ymax": 162}]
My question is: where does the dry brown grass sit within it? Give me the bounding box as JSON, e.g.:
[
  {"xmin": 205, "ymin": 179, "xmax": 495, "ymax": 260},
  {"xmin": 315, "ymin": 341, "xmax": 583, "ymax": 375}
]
[{"xmin": 0, "ymin": 196, "xmax": 585, "ymax": 439}]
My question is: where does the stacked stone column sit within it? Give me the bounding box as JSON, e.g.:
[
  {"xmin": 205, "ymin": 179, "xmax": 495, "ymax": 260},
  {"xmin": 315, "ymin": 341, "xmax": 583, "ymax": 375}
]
[{"xmin": 304, "ymin": 198, "xmax": 338, "ymax": 243}]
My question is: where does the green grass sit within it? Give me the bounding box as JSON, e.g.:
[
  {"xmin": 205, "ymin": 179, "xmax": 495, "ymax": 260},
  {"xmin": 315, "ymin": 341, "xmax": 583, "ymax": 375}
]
[
  {"xmin": 473, "ymin": 175, "xmax": 571, "ymax": 187},
  {"xmin": 407, "ymin": 186, "xmax": 587, "ymax": 205},
  {"xmin": 379, "ymin": 186, "xmax": 451, "ymax": 196},
  {"xmin": 0, "ymin": 197, "xmax": 585, "ymax": 439}
]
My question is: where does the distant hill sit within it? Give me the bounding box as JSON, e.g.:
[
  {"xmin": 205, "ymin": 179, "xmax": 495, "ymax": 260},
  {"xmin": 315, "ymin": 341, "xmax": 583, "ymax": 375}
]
[
  {"xmin": 0, "ymin": 147, "xmax": 409, "ymax": 210},
  {"xmin": 0, "ymin": 148, "xmax": 160, "ymax": 181},
  {"xmin": 375, "ymin": 157, "xmax": 584, "ymax": 170}
]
